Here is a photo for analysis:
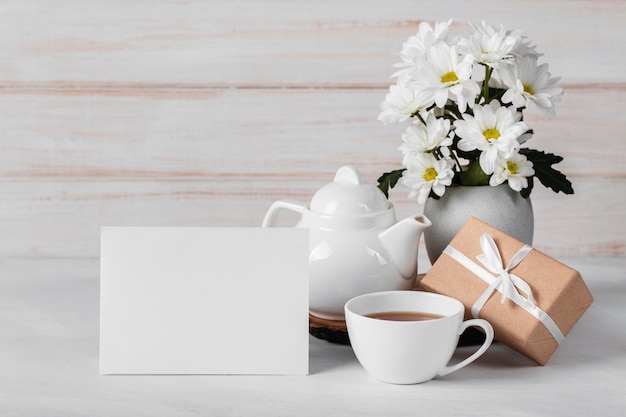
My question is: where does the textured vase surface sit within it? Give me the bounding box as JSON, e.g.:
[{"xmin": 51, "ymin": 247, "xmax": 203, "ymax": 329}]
[{"xmin": 423, "ymin": 184, "xmax": 534, "ymax": 264}]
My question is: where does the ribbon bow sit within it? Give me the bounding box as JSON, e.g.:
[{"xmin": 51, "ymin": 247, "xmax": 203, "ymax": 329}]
[
  {"xmin": 443, "ymin": 233, "xmax": 565, "ymax": 345},
  {"xmin": 471, "ymin": 233, "xmax": 534, "ymax": 317}
]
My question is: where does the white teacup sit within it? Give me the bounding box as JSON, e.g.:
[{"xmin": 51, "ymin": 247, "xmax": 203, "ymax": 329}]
[{"xmin": 345, "ymin": 291, "xmax": 494, "ymax": 384}]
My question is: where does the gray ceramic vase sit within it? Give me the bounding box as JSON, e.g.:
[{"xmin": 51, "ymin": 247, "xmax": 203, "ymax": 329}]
[{"xmin": 423, "ymin": 184, "xmax": 534, "ymax": 265}]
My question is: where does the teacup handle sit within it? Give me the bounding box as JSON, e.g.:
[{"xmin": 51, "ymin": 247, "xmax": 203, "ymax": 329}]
[
  {"xmin": 438, "ymin": 318, "xmax": 494, "ymax": 377},
  {"xmin": 262, "ymin": 199, "xmax": 307, "ymax": 227}
]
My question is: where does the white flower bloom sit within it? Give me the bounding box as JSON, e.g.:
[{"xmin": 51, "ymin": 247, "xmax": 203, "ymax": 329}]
[
  {"xmin": 458, "ymin": 21, "xmax": 518, "ymax": 68},
  {"xmin": 490, "ymin": 152, "xmax": 535, "ymax": 191},
  {"xmin": 454, "ymin": 101, "xmax": 528, "ymax": 174},
  {"xmin": 378, "ymin": 83, "xmax": 434, "ymax": 124},
  {"xmin": 399, "ymin": 114, "xmax": 452, "ymax": 163},
  {"xmin": 510, "ymin": 32, "xmax": 543, "ymax": 59},
  {"xmin": 418, "ymin": 42, "xmax": 480, "ymax": 113},
  {"xmin": 393, "ymin": 20, "xmax": 453, "ymax": 79},
  {"xmin": 500, "ymin": 56, "xmax": 564, "ymax": 117},
  {"xmin": 402, "ymin": 153, "xmax": 455, "ymax": 204}
]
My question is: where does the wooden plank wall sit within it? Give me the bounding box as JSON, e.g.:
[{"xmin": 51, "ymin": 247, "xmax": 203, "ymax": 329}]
[{"xmin": 1, "ymin": 0, "xmax": 624, "ymax": 260}]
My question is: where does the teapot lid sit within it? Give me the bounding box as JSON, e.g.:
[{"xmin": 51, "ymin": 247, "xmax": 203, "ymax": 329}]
[{"xmin": 309, "ymin": 166, "xmax": 389, "ymax": 216}]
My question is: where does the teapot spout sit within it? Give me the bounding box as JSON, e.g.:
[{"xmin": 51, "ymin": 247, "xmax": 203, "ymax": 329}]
[{"xmin": 378, "ymin": 215, "xmax": 432, "ymax": 279}]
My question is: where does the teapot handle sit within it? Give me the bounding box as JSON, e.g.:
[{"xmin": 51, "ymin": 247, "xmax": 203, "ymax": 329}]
[{"xmin": 262, "ymin": 199, "xmax": 307, "ymax": 227}]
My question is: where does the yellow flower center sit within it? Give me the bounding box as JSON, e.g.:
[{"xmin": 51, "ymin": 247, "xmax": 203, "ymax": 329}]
[
  {"xmin": 424, "ymin": 167, "xmax": 438, "ymax": 181},
  {"xmin": 523, "ymin": 84, "xmax": 535, "ymax": 95},
  {"xmin": 507, "ymin": 161, "xmax": 518, "ymax": 175},
  {"xmin": 441, "ymin": 71, "xmax": 459, "ymax": 84},
  {"xmin": 483, "ymin": 128, "xmax": 501, "ymax": 141}
]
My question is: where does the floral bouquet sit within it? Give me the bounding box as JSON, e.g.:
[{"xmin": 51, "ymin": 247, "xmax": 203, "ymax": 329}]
[{"xmin": 377, "ymin": 21, "xmax": 573, "ymax": 203}]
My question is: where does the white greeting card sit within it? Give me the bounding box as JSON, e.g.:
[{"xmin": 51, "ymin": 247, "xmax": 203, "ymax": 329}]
[{"xmin": 99, "ymin": 227, "xmax": 309, "ymax": 375}]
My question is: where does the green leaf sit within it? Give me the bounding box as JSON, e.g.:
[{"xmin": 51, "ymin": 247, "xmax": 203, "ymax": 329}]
[
  {"xmin": 377, "ymin": 169, "xmax": 406, "ymax": 198},
  {"xmin": 520, "ymin": 148, "xmax": 574, "ymax": 195}
]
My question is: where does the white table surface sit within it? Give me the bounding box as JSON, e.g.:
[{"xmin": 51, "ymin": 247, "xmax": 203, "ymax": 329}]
[{"xmin": 1, "ymin": 256, "xmax": 624, "ymax": 417}]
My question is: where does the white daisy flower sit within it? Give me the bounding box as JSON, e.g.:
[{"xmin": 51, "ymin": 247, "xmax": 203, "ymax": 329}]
[
  {"xmin": 399, "ymin": 114, "xmax": 452, "ymax": 163},
  {"xmin": 393, "ymin": 20, "xmax": 453, "ymax": 79},
  {"xmin": 490, "ymin": 152, "xmax": 535, "ymax": 191},
  {"xmin": 418, "ymin": 42, "xmax": 480, "ymax": 113},
  {"xmin": 402, "ymin": 153, "xmax": 455, "ymax": 204},
  {"xmin": 458, "ymin": 21, "xmax": 518, "ymax": 68},
  {"xmin": 500, "ymin": 56, "xmax": 564, "ymax": 117},
  {"xmin": 454, "ymin": 100, "xmax": 528, "ymax": 174},
  {"xmin": 510, "ymin": 32, "xmax": 543, "ymax": 59},
  {"xmin": 378, "ymin": 83, "xmax": 434, "ymax": 125}
]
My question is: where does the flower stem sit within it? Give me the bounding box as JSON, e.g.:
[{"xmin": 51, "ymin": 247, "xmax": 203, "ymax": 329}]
[
  {"xmin": 412, "ymin": 111, "xmax": 427, "ymax": 125},
  {"xmin": 483, "ymin": 65, "xmax": 493, "ymax": 103}
]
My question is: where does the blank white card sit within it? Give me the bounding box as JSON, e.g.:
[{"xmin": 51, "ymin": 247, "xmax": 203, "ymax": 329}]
[{"xmin": 100, "ymin": 227, "xmax": 309, "ymax": 375}]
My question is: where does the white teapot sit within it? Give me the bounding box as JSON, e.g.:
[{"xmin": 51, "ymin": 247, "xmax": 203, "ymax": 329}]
[{"xmin": 262, "ymin": 166, "xmax": 431, "ymax": 320}]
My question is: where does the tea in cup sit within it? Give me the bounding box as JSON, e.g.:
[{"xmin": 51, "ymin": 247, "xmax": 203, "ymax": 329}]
[{"xmin": 344, "ymin": 291, "xmax": 494, "ymax": 384}]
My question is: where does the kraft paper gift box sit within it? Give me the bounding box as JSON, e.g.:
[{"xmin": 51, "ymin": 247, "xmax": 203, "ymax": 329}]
[{"xmin": 420, "ymin": 216, "xmax": 594, "ymax": 365}]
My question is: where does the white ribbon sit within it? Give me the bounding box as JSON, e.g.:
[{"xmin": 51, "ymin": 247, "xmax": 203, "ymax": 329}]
[{"xmin": 443, "ymin": 233, "xmax": 565, "ymax": 345}]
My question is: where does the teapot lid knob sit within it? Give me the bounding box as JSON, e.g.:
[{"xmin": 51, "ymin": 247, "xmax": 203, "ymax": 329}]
[
  {"xmin": 333, "ymin": 165, "xmax": 363, "ymax": 186},
  {"xmin": 309, "ymin": 165, "xmax": 389, "ymax": 216}
]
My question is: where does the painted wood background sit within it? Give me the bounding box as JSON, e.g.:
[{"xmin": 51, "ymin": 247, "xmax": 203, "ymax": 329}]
[{"xmin": 1, "ymin": 0, "xmax": 624, "ymax": 261}]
